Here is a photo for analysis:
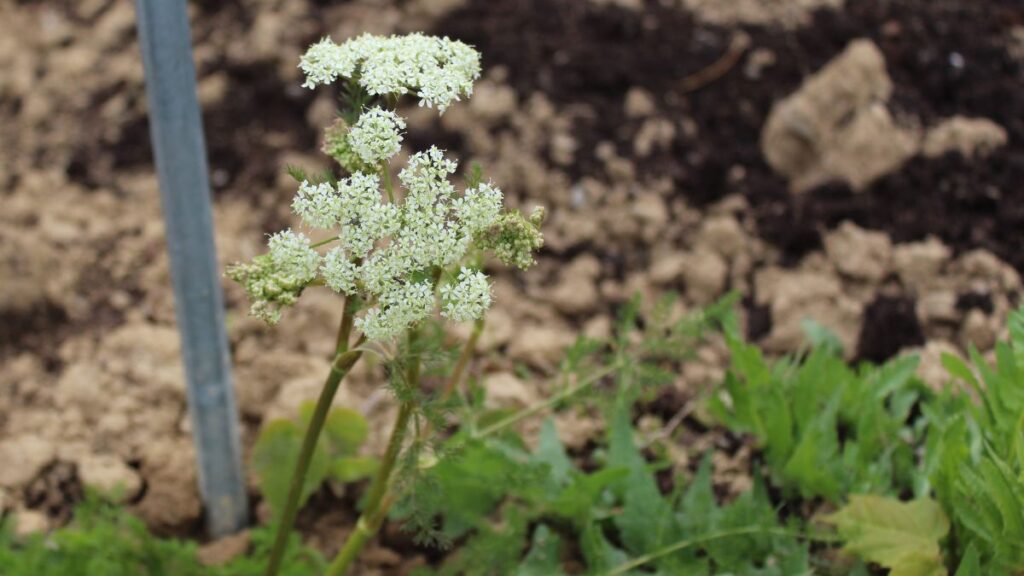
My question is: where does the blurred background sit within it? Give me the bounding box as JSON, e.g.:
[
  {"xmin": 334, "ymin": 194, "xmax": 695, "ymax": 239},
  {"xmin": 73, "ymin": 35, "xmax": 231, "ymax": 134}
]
[{"xmin": 1, "ymin": 0, "xmax": 1021, "ymax": 563}]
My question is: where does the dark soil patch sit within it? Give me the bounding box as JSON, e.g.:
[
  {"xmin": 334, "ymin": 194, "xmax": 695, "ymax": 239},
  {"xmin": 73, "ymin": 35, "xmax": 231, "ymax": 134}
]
[
  {"xmin": 435, "ymin": 0, "xmax": 1024, "ymax": 269},
  {"xmin": 857, "ymin": 295, "xmax": 925, "ymax": 363},
  {"xmin": 0, "ymin": 302, "xmax": 71, "ymax": 371},
  {"xmin": 24, "ymin": 461, "xmax": 85, "ymax": 526}
]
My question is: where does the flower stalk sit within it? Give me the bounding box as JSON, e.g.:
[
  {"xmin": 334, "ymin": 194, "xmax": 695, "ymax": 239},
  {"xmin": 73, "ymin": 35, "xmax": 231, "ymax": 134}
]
[
  {"xmin": 264, "ymin": 306, "xmax": 362, "ymax": 576},
  {"xmin": 230, "ymin": 32, "xmax": 545, "ymax": 576},
  {"xmin": 327, "ymin": 330, "xmax": 420, "ymax": 576}
]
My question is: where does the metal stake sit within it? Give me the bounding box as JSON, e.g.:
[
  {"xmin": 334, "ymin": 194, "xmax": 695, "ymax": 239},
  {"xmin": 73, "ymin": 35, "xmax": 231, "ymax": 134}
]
[{"xmin": 134, "ymin": 0, "xmax": 248, "ymax": 536}]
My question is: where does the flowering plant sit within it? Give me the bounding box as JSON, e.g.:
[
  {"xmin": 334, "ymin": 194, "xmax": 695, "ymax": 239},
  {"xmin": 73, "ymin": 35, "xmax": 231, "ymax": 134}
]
[{"xmin": 228, "ymin": 32, "xmax": 543, "ymax": 576}]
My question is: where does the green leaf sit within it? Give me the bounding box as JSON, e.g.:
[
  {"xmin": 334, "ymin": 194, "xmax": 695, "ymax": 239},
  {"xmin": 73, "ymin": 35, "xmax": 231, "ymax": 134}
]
[
  {"xmin": 548, "ymin": 467, "xmax": 628, "ymax": 525},
  {"xmin": 677, "ymin": 453, "xmax": 717, "ymax": 537},
  {"xmin": 782, "ymin": 393, "xmax": 843, "ymax": 501},
  {"xmin": 825, "ymin": 495, "xmax": 950, "ymax": 576},
  {"xmin": 251, "ymin": 419, "xmax": 329, "ymax": 519},
  {"xmin": 801, "ymin": 318, "xmax": 844, "ymax": 356},
  {"xmin": 607, "ymin": 404, "xmax": 677, "ymax": 556},
  {"xmin": 330, "ymin": 456, "xmax": 379, "ymax": 483},
  {"xmin": 425, "ymin": 438, "xmax": 536, "ymax": 540},
  {"xmin": 299, "ymin": 404, "xmax": 368, "ymax": 457},
  {"xmin": 953, "ymin": 544, "xmax": 981, "ymax": 576},
  {"xmin": 515, "ymin": 525, "xmax": 564, "ymax": 576},
  {"xmin": 580, "ymin": 523, "xmax": 630, "ymax": 573},
  {"xmin": 533, "ymin": 420, "xmax": 573, "ymax": 488}
]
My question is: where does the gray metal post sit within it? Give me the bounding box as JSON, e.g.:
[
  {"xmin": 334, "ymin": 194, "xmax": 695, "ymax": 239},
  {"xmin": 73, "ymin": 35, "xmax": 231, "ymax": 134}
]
[{"xmin": 134, "ymin": 0, "xmax": 248, "ymax": 536}]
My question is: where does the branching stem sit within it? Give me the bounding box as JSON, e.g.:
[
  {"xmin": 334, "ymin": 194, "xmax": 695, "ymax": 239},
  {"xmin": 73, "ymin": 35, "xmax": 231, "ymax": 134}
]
[
  {"xmin": 473, "ymin": 364, "xmax": 618, "ymax": 439},
  {"xmin": 601, "ymin": 526, "xmax": 837, "ymax": 576}
]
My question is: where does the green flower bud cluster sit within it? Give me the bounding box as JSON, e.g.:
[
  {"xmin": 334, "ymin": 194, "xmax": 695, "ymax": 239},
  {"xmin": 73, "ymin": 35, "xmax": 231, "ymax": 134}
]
[
  {"xmin": 227, "ymin": 230, "xmax": 320, "ymax": 325},
  {"xmin": 474, "ymin": 207, "xmax": 546, "ymax": 270},
  {"xmin": 321, "ymin": 118, "xmax": 372, "ymax": 175}
]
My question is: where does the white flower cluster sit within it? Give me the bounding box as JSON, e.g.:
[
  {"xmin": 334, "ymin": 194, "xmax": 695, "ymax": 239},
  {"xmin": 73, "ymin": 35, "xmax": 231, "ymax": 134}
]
[
  {"xmin": 298, "ymin": 33, "xmax": 481, "ymax": 112},
  {"xmin": 292, "ymin": 180, "xmax": 341, "ymax": 229},
  {"xmin": 267, "ymin": 230, "xmax": 321, "ymax": 283},
  {"xmin": 439, "ymin": 268, "xmax": 492, "ymax": 322},
  {"xmin": 357, "ymin": 280, "xmax": 435, "ymax": 342},
  {"xmin": 231, "ymin": 33, "xmax": 544, "ymax": 337},
  {"xmin": 298, "ymin": 146, "xmax": 504, "ymax": 340},
  {"xmin": 347, "ymin": 107, "xmax": 405, "ymax": 165}
]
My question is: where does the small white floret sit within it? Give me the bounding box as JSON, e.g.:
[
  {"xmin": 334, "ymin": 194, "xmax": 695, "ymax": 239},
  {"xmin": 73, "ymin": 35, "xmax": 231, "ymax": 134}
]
[{"xmin": 347, "ymin": 107, "xmax": 406, "ymax": 165}]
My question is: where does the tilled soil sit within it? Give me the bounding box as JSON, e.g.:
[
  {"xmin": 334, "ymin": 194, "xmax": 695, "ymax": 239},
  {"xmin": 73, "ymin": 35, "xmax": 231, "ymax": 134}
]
[
  {"xmin": 1, "ymin": 0, "xmax": 1022, "ymax": 572},
  {"xmin": 438, "ymin": 0, "xmax": 1024, "ymax": 269}
]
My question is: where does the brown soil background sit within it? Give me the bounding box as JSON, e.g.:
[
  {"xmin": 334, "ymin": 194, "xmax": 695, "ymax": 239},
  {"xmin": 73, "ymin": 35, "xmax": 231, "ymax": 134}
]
[{"xmin": 1, "ymin": 0, "xmax": 1022, "ymax": 572}]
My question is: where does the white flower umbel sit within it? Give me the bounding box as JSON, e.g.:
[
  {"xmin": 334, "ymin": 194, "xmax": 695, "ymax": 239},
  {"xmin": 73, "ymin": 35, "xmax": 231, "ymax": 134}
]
[
  {"xmin": 292, "ymin": 180, "xmax": 342, "ymax": 229},
  {"xmin": 298, "ymin": 33, "xmax": 481, "ymax": 112},
  {"xmin": 234, "ymin": 35, "xmax": 544, "ymax": 335},
  {"xmin": 347, "ymin": 107, "xmax": 406, "ymax": 165},
  {"xmin": 453, "ymin": 182, "xmax": 503, "ymax": 236},
  {"xmin": 321, "ymin": 247, "xmax": 359, "ymax": 295},
  {"xmin": 356, "ymin": 280, "xmax": 435, "ymax": 341},
  {"xmin": 268, "ymin": 230, "xmax": 321, "ymax": 284},
  {"xmin": 439, "ymin": 267, "xmax": 492, "ymax": 322},
  {"xmin": 337, "ymin": 171, "xmax": 401, "ymax": 258}
]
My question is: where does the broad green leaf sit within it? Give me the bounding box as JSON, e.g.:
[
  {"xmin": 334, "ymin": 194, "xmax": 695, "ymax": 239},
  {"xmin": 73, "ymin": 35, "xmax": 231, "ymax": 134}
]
[
  {"xmin": 251, "ymin": 419, "xmax": 329, "ymax": 519},
  {"xmin": 825, "ymin": 495, "xmax": 949, "ymax": 576},
  {"xmin": 869, "ymin": 354, "xmax": 920, "ymax": 400},
  {"xmin": 297, "ymin": 403, "xmax": 369, "ymax": 456},
  {"xmin": 322, "ymin": 407, "xmax": 369, "ymax": 455},
  {"xmin": 330, "ymin": 456, "xmax": 379, "ymax": 483}
]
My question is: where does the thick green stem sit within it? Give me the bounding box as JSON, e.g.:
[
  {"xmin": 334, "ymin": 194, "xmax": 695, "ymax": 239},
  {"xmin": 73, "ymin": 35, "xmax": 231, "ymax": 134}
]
[
  {"xmin": 327, "ymin": 403, "xmax": 412, "ymax": 576},
  {"xmin": 327, "ymin": 331, "xmax": 420, "ymax": 576},
  {"xmin": 334, "ymin": 296, "xmax": 360, "ymax": 354},
  {"xmin": 264, "ymin": 302, "xmax": 361, "ymax": 576}
]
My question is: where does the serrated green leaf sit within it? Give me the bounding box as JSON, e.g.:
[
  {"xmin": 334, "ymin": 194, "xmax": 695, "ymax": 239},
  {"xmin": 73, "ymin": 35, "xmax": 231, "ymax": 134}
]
[
  {"xmin": 801, "ymin": 318, "xmax": 844, "ymax": 357},
  {"xmin": 825, "ymin": 495, "xmax": 949, "ymax": 576},
  {"xmin": 677, "ymin": 453, "xmax": 716, "ymax": 537},
  {"xmin": 580, "ymin": 523, "xmax": 631, "ymax": 573},
  {"xmin": 549, "ymin": 467, "xmax": 628, "ymax": 525},
  {"xmin": 782, "ymin": 393, "xmax": 843, "ymax": 501},
  {"xmin": 534, "ymin": 419, "xmax": 573, "ymax": 488},
  {"xmin": 953, "ymin": 544, "xmax": 981, "ymax": 576},
  {"xmin": 607, "ymin": 404, "xmax": 677, "ymax": 556},
  {"xmin": 515, "ymin": 525, "xmax": 564, "ymax": 576}
]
